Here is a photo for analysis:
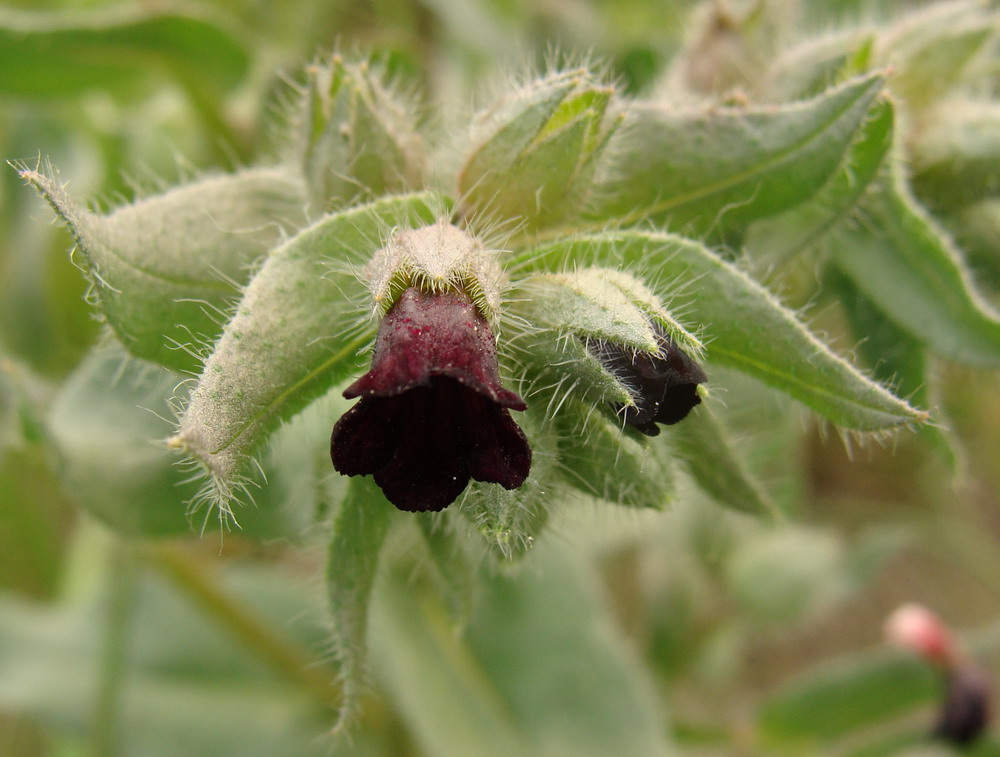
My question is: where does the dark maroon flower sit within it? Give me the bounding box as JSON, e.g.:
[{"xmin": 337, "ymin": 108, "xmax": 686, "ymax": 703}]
[
  {"xmin": 590, "ymin": 322, "xmax": 707, "ymax": 436},
  {"xmin": 934, "ymin": 665, "xmax": 991, "ymax": 746},
  {"xmin": 331, "ymin": 287, "xmax": 531, "ymax": 512}
]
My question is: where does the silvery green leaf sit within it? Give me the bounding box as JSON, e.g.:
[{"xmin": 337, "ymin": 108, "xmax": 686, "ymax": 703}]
[
  {"xmin": 671, "ymin": 403, "xmax": 779, "ymax": 519},
  {"xmin": 18, "ymin": 165, "xmax": 308, "ymax": 373},
  {"xmin": 589, "ymin": 72, "xmax": 885, "ymax": 238},
  {"xmin": 831, "ymin": 167, "xmax": 1000, "ymax": 367},
  {"xmin": 744, "ymin": 98, "xmax": 893, "ymax": 266},
  {"xmin": 326, "ymin": 475, "xmax": 395, "ymax": 729},
  {"xmin": 911, "ymin": 100, "xmax": 1000, "ymax": 211},
  {"xmin": 170, "ymin": 192, "xmax": 443, "ymax": 506},
  {"xmin": 521, "ymin": 231, "xmax": 926, "ymax": 431}
]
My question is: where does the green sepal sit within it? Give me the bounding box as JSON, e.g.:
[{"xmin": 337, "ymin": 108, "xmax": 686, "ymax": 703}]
[
  {"xmin": 508, "ymin": 268, "xmax": 702, "ymax": 414},
  {"xmin": 555, "ymin": 399, "xmax": 675, "ymax": 510},
  {"xmin": 458, "ymin": 70, "xmax": 616, "ymax": 229},
  {"xmin": 299, "ymin": 55, "xmax": 425, "ymax": 209},
  {"xmin": 460, "ymin": 408, "xmax": 558, "ymax": 561}
]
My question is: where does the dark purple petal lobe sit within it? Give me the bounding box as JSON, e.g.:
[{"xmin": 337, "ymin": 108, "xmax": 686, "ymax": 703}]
[
  {"xmin": 590, "ymin": 323, "xmax": 706, "ymax": 436},
  {"xmin": 330, "ymin": 395, "xmax": 401, "ymax": 476},
  {"xmin": 463, "ymin": 391, "xmax": 532, "ymax": 489},
  {"xmin": 372, "ymin": 382, "xmax": 470, "ymax": 511}
]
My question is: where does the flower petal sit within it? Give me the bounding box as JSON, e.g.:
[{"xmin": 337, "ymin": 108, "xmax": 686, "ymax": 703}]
[
  {"xmin": 344, "ymin": 288, "xmax": 526, "ymax": 409},
  {"xmin": 330, "ymin": 395, "xmax": 402, "ymax": 476},
  {"xmin": 463, "ymin": 390, "xmax": 532, "ymax": 489},
  {"xmin": 373, "ymin": 381, "xmax": 471, "ymax": 512}
]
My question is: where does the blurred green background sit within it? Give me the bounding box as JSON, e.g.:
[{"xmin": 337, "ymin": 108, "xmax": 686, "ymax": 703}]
[{"xmin": 2, "ymin": 0, "xmax": 1000, "ymax": 755}]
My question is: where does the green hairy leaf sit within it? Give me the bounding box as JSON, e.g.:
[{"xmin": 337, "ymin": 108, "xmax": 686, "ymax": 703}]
[
  {"xmin": 19, "ymin": 166, "xmax": 308, "ymax": 373},
  {"xmin": 744, "ymin": 97, "xmax": 893, "ymax": 265},
  {"xmin": 326, "ymin": 476, "xmax": 396, "ymax": 729},
  {"xmin": 589, "ymin": 72, "xmax": 885, "ymax": 236},
  {"xmin": 832, "ymin": 167, "xmax": 1000, "ymax": 367},
  {"xmin": 671, "ymin": 402, "xmax": 779, "ymax": 519},
  {"xmin": 555, "ymin": 399, "xmax": 676, "ymax": 510}
]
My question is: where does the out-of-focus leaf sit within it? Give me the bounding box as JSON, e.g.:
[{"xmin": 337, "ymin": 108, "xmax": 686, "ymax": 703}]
[
  {"xmin": 19, "ymin": 165, "xmax": 308, "ymax": 373},
  {"xmin": 589, "ymin": 73, "xmax": 885, "ymax": 238},
  {"xmin": 745, "ymin": 97, "xmax": 893, "ymax": 265},
  {"xmin": 828, "ymin": 268, "xmax": 956, "ymax": 462},
  {"xmin": 831, "ymin": 168, "xmax": 1000, "ymax": 367},
  {"xmin": 521, "ymin": 231, "xmax": 926, "ymax": 431},
  {"xmin": 880, "ymin": 0, "xmax": 996, "ymax": 110},
  {"xmin": 828, "ymin": 268, "xmax": 929, "ymax": 408},
  {"xmin": 671, "ymin": 402, "xmax": 779, "ymax": 519},
  {"xmin": 466, "ymin": 545, "xmax": 676, "ymax": 757},
  {"xmin": 370, "ymin": 567, "xmax": 529, "ymax": 757},
  {"xmin": 0, "ymin": 6, "xmax": 249, "ymax": 99},
  {"xmin": 757, "ymin": 650, "xmax": 937, "ymax": 746},
  {"xmin": 417, "ymin": 515, "xmax": 476, "ymax": 624},
  {"xmin": 0, "ymin": 446, "xmax": 72, "ymax": 598},
  {"xmin": 945, "ymin": 199, "xmax": 1000, "ymax": 298},
  {"xmin": 325, "ymin": 476, "xmax": 395, "ymax": 729},
  {"xmin": 911, "ymin": 100, "xmax": 1000, "ymax": 211},
  {"xmin": 0, "ymin": 561, "xmax": 331, "ymax": 757},
  {"xmin": 169, "ymin": 192, "xmax": 443, "ymax": 504},
  {"xmin": 48, "ymin": 341, "xmax": 327, "ymax": 538},
  {"xmin": 725, "ymin": 527, "xmax": 848, "ymax": 626},
  {"xmin": 371, "ymin": 546, "xmax": 675, "ymax": 757}
]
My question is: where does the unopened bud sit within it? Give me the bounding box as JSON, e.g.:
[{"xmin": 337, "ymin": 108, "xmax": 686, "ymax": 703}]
[{"xmin": 458, "ymin": 69, "xmax": 620, "ymax": 229}]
